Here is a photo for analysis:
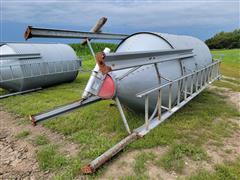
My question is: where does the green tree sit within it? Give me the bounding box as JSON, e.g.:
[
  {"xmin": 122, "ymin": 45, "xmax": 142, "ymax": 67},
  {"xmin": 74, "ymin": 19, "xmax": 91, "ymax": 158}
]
[{"xmin": 205, "ymin": 29, "xmax": 240, "ymax": 49}]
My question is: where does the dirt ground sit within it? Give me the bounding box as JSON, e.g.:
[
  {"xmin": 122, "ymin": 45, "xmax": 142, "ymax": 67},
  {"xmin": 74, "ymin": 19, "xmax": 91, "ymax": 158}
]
[
  {"xmin": 0, "ymin": 109, "xmax": 80, "ymax": 179},
  {"xmin": 100, "ymin": 126, "xmax": 240, "ymax": 179},
  {"xmin": 0, "ymin": 86, "xmax": 239, "ymax": 179}
]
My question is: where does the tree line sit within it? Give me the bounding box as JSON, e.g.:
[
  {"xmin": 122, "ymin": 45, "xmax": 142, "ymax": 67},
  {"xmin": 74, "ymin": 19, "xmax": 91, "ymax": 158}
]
[{"xmin": 205, "ymin": 29, "xmax": 240, "ymax": 49}]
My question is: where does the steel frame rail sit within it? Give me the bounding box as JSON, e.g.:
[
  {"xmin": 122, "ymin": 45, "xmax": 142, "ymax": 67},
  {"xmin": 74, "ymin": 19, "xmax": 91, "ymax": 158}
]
[
  {"xmin": 103, "ymin": 48, "xmax": 195, "ymax": 71},
  {"xmin": 135, "ymin": 60, "xmax": 221, "ymax": 136}
]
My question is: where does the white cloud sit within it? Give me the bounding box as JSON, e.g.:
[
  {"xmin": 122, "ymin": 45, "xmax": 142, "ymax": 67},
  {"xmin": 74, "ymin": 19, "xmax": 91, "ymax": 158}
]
[{"xmin": 1, "ymin": 0, "xmax": 239, "ymax": 31}]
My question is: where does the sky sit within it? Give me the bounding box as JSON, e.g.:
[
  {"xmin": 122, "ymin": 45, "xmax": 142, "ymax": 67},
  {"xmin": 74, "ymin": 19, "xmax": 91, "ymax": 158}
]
[{"xmin": 1, "ymin": 0, "xmax": 239, "ymax": 44}]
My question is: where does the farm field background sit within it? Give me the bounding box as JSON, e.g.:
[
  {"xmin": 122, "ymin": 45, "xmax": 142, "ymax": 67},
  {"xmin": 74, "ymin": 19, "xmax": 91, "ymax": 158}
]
[{"xmin": 0, "ymin": 44, "xmax": 239, "ymax": 179}]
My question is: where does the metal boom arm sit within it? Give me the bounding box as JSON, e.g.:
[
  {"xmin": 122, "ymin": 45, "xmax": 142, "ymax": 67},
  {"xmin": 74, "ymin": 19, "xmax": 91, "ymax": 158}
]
[{"xmin": 24, "ymin": 26, "xmax": 128, "ymax": 40}]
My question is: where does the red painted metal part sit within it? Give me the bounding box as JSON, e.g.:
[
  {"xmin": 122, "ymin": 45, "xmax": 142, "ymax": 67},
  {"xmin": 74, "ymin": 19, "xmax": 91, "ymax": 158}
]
[{"xmin": 97, "ymin": 75, "xmax": 115, "ymax": 99}]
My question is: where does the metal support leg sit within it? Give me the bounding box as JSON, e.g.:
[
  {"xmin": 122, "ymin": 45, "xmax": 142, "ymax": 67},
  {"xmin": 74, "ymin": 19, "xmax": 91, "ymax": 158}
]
[
  {"xmin": 158, "ymin": 89, "xmax": 162, "ymax": 120},
  {"xmin": 86, "ymin": 39, "xmax": 96, "ymax": 61},
  {"xmin": 200, "ymin": 70, "xmax": 203, "ymax": 89},
  {"xmin": 168, "ymin": 84, "xmax": 172, "ymax": 110},
  {"xmin": 195, "ymin": 72, "xmax": 199, "ymax": 92},
  {"xmin": 177, "ymin": 80, "xmax": 181, "ymax": 105},
  {"xmin": 145, "ymin": 95, "xmax": 149, "ymax": 130},
  {"xmin": 184, "ymin": 77, "xmax": 187, "ymax": 100},
  {"xmin": 190, "ymin": 74, "xmax": 193, "ymax": 94},
  {"xmin": 115, "ymin": 97, "xmax": 131, "ymax": 134},
  {"xmin": 204, "ymin": 69, "xmax": 208, "ymax": 85}
]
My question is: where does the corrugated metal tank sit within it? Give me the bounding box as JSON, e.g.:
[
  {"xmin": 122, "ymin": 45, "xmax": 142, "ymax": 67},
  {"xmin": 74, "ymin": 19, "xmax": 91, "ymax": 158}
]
[
  {"xmin": 0, "ymin": 43, "xmax": 81, "ymax": 92},
  {"xmin": 111, "ymin": 32, "xmax": 212, "ymax": 112}
]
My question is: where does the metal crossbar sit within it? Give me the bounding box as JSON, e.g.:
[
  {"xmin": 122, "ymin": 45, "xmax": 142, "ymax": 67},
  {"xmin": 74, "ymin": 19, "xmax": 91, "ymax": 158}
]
[
  {"xmin": 0, "ymin": 60, "xmax": 81, "ymax": 83},
  {"xmin": 135, "ymin": 60, "xmax": 221, "ymax": 136}
]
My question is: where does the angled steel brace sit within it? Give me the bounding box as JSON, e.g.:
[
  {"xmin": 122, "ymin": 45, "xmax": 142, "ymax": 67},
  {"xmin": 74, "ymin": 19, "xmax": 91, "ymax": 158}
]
[
  {"xmin": 115, "ymin": 97, "xmax": 131, "ymax": 134},
  {"xmin": 30, "ymin": 96, "xmax": 102, "ymax": 125}
]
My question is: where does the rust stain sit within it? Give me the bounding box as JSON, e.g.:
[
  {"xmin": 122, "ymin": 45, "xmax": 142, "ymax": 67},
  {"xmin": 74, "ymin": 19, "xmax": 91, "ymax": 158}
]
[{"xmin": 96, "ymin": 52, "xmax": 112, "ymax": 74}]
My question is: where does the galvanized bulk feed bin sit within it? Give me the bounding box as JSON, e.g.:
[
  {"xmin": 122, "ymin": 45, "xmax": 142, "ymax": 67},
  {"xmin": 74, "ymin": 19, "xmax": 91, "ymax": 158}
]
[
  {"xmin": 111, "ymin": 32, "xmax": 212, "ymax": 112},
  {"xmin": 0, "ymin": 43, "xmax": 81, "ymax": 92}
]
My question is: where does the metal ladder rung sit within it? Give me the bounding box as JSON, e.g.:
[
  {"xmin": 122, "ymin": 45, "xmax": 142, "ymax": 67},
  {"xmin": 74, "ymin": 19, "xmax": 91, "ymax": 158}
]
[
  {"xmin": 183, "ymin": 91, "xmax": 192, "ymax": 95},
  {"xmin": 161, "ymin": 105, "xmax": 169, "ymax": 111}
]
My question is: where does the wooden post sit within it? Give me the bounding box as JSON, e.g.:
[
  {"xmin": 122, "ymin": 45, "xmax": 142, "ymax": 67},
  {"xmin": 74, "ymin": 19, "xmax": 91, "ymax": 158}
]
[{"xmin": 81, "ymin": 17, "xmax": 108, "ymax": 45}]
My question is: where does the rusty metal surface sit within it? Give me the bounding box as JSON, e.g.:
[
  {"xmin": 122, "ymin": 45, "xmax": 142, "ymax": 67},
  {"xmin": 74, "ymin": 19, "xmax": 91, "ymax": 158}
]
[
  {"xmin": 96, "ymin": 52, "xmax": 112, "ymax": 74},
  {"xmin": 81, "ymin": 132, "xmax": 138, "ymax": 174},
  {"xmin": 81, "ymin": 17, "xmax": 108, "ymax": 45}
]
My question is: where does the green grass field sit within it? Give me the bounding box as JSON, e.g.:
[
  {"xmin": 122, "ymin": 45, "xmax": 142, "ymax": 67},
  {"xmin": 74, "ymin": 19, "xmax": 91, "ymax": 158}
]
[
  {"xmin": 211, "ymin": 49, "xmax": 240, "ymax": 79},
  {"xmin": 0, "ymin": 45, "xmax": 239, "ymax": 179},
  {"xmin": 211, "ymin": 49, "xmax": 240, "ymax": 91}
]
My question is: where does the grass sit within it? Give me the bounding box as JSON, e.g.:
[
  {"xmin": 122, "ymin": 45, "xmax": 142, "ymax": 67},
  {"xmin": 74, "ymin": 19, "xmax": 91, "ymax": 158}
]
[
  {"xmin": 213, "ymin": 80, "xmax": 240, "ymax": 92},
  {"xmin": 33, "ymin": 135, "xmax": 50, "ymax": 146},
  {"xmin": 211, "ymin": 49, "xmax": 240, "ymax": 92},
  {"xmin": 0, "ymin": 46, "xmax": 239, "ymax": 179},
  {"xmin": 37, "ymin": 144, "xmax": 69, "ymax": 171},
  {"xmin": 187, "ymin": 157, "xmax": 240, "ymax": 180},
  {"xmin": 118, "ymin": 152, "xmax": 155, "ymax": 180},
  {"xmin": 157, "ymin": 143, "xmax": 208, "ymax": 173},
  {"xmin": 211, "ymin": 49, "xmax": 240, "ymax": 79},
  {"xmin": 15, "ymin": 130, "xmax": 30, "ymax": 139},
  {"xmin": 134, "ymin": 152, "xmax": 156, "ymax": 175}
]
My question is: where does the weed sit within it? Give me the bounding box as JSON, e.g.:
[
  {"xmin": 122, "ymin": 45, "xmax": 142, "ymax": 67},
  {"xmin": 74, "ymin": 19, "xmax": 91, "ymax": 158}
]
[
  {"xmin": 32, "ymin": 135, "xmax": 49, "ymax": 146},
  {"xmin": 187, "ymin": 157, "xmax": 240, "ymax": 180},
  {"xmin": 134, "ymin": 152, "xmax": 156, "ymax": 174},
  {"xmin": 37, "ymin": 144, "xmax": 68, "ymax": 171},
  {"xmin": 15, "ymin": 130, "xmax": 30, "ymax": 139},
  {"xmin": 157, "ymin": 143, "xmax": 208, "ymax": 173}
]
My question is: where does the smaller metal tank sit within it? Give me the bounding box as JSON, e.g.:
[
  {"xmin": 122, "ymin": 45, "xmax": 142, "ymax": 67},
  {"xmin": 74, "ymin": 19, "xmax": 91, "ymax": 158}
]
[{"xmin": 0, "ymin": 43, "xmax": 81, "ymax": 92}]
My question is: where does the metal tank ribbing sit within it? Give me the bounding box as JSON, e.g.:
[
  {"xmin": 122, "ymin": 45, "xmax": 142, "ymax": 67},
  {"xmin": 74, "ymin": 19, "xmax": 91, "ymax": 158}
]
[{"xmin": 0, "ymin": 43, "xmax": 81, "ymax": 91}]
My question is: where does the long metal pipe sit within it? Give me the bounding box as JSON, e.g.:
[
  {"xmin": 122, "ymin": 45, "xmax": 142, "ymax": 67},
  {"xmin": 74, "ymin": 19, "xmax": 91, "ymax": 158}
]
[{"xmin": 81, "ymin": 132, "xmax": 138, "ymax": 174}]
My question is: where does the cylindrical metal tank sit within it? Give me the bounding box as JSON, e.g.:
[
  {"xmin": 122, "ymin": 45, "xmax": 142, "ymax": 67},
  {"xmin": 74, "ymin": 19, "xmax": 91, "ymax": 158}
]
[
  {"xmin": 0, "ymin": 43, "xmax": 81, "ymax": 92},
  {"xmin": 110, "ymin": 32, "xmax": 212, "ymax": 112}
]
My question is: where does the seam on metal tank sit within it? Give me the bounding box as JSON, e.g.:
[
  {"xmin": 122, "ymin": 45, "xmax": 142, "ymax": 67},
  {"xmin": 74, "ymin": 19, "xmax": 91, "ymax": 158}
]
[
  {"xmin": 115, "ymin": 32, "xmax": 174, "ymax": 51},
  {"xmin": 1, "ymin": 43, "xmax": 80, "ymax": 91},
  {"xmin": 5, "ymin": 44, "xmax": 25, "ymax": 91}
]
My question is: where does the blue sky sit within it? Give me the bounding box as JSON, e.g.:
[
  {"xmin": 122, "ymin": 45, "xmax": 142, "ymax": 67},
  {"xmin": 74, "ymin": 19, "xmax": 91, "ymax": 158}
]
[{"xmin": 1, "ymin": 0, "xmax": 239, "ymax": 44}]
